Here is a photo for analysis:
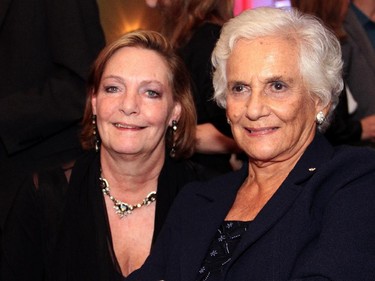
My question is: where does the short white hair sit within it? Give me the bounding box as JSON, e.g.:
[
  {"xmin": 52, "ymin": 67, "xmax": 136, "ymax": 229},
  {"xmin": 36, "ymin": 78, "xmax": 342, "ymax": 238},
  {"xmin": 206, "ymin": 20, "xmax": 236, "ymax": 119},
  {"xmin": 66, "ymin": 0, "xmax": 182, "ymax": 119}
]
[{"xmin": 212, "ymin": 7, "xmax": 344, "ymax": 131}]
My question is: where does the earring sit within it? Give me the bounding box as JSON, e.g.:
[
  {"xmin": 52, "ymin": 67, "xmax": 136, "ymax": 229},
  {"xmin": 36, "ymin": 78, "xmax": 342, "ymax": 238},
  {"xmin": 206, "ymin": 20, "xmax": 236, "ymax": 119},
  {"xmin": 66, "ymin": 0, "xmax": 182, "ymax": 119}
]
[
  {"xmin": 169, "ymin": 120, "xmax": 178, "ymax": 158},
  {"xmin": 316, "ymin": 111, "xmax": 325, "ymax": 125},
  {"xmin": 92, "ymin": 114, "xmax": 100, "ymax": 152},
  {"xmin": 227, "ymin": 118, "xmax": 231, "ymax": 125}
]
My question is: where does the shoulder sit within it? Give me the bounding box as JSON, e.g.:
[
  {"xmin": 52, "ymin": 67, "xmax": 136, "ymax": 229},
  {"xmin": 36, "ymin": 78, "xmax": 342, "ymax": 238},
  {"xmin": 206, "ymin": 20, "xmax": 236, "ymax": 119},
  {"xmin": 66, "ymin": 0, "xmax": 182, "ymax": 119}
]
[
  {"xmin": 68, "ymin": 150, "xmax": 98, "ymax": 183},
  {"xmin": 190, "ymin": 22, "xmax": 221, "ymax": 47},
  {"xmin": 343, "ymin": 10, "xmax": 375, "ymax": 64},
  {"xmin": 329, "ymin": 145, "xmax": 375, "ymax": 173},
  {"xmin": 194, "ymin": 22, "xmax": 221, "ymax": 38},
  {"xmin": 306, "ymin": 143, "xmax": 375, "ymax": 185},
  {"xmin": 309, "ymin": 145, "xmax": 375, "ymax": 207},
  {"xmin": 161, "ymin": 157, "xmax": 217, "ymax": 185}
]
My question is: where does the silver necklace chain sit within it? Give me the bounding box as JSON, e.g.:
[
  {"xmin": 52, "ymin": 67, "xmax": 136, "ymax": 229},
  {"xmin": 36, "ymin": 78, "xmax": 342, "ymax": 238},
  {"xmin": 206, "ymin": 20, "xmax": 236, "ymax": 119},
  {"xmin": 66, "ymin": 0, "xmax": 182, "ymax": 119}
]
[{"xmin": 99, "ymin": 175, "xmax": 157, "ymax": 218}]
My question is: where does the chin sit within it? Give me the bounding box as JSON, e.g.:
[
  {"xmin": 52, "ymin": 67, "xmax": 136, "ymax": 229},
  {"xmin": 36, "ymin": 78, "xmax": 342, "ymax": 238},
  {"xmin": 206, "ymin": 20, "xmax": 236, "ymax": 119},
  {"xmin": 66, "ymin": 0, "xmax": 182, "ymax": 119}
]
[{"xmin": 245, "ymin": 146, "xmax": 281, "ymax": 161}]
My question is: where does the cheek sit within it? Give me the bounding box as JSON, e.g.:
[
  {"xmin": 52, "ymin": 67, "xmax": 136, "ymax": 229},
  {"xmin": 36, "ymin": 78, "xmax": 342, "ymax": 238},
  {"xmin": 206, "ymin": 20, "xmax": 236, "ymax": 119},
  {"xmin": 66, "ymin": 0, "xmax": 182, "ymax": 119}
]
[
  {"xmin": 96, "ymin": 103, "xmax": 112, "ymax": 119},
  {"xmin": 145, "ymin": 105, "xmax": 171, "ymax": 126},
  {"xmin": 95, "ymin": 99, "xmax": 117, "ymax": 124},
  {"xmin": 226, "ymin": 100, "xmax": 242, "ymax": 121},
  {"xmin": 277, "ymin": 100, "xmax": 315, "ymax": 128}
]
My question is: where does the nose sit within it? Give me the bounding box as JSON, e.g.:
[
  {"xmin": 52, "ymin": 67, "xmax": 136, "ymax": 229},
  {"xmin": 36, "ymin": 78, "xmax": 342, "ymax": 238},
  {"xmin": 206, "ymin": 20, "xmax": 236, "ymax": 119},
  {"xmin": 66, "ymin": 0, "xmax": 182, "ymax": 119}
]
[
  {"xmin": 120, "ymin": 90, "xmax": 139, "ymax": 116},
  {"xmin": 245, "ymin": 89, "xmax": 269, "ymax": 121}
]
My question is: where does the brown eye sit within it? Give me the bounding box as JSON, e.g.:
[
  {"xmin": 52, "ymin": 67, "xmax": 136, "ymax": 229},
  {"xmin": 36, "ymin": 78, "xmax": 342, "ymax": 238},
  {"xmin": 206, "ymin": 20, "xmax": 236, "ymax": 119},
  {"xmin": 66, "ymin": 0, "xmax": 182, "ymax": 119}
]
[
  {"xmin": 233, "ymin": 84, "xmax": 245, "ymax": 92},
  {"xmin": 272, "ymin": 81, "xmax": 285, "ymax": 91}
]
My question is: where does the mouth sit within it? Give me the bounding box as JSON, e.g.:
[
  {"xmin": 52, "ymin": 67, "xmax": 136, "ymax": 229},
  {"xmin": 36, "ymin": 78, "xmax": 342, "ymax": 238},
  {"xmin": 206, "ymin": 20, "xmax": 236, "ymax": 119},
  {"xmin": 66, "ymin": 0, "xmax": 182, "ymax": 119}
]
[
  {"xmin": 245, "ymin": 127, "xmax": 278, "ymax": 135},
  {"xmin": 113, "ymin": 123, "xmax": 144, "ymax": 130}
]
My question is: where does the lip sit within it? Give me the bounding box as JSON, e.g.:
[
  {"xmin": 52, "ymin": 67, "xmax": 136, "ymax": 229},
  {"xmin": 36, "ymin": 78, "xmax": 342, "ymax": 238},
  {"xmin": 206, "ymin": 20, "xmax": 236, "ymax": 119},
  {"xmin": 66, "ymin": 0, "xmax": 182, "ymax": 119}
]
[
  {"xmin": 244, "ymin": 126, "xmax": 278, "ymax": 135},
  {"xmin": 113, "ymin": 123, "xmax": 145, "ymax": 130}
]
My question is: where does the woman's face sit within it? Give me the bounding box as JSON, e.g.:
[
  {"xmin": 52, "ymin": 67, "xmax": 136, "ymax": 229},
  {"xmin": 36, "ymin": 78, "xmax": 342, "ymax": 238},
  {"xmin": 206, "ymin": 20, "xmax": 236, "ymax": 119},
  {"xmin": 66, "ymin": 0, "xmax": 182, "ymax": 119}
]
[
  {"xmin": 92, "ymin": 47, "xmax": 181, "ymax": 158},
  {"xmin": 145, "ymin": 0, "xmax": 158, "ymax": 8},
  {"xmin": 226, "ymin": 37, "xmax": 325, "ymax": 163},
  {"xmin": 144, "ymin": 0, "xmax": 171, "ymax": 8}
]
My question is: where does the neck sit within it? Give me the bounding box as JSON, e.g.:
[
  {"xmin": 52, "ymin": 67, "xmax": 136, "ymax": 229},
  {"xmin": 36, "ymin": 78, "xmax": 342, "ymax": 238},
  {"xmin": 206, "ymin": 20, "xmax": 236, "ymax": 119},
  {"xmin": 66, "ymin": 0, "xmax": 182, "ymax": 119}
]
[
  {"xmin": 99, "ymin": 149, "xmax": 165, "ymax": 197},
  {"xmin": 354, "ymin": 0, "xmax": 375, "ymax": 20},
  {"xmin": 246, "ymin": 147, "xmax": 306, "ymax": 194}
]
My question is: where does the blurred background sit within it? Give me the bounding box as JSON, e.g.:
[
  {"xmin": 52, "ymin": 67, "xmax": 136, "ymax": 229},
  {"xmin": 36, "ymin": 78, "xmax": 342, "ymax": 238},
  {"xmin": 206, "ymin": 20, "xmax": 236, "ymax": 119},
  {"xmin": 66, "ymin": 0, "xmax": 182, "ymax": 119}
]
[{"xmin": 97, "ymin": 0, "xmax": 291, "ymax": 43}]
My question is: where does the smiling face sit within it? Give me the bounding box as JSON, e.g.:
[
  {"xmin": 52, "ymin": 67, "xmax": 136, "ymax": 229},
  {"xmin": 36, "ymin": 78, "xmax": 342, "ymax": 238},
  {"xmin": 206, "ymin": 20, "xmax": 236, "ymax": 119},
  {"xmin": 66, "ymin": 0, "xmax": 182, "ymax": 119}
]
[
  {"xmin": 145, "ymin": 0, "xmax": 158, "ymax": 8},
  {"xmin": 144, "ymin": 0, "xmax": 171, "ymax": 8},
  {"xmin": 226, "ymin": 37, "xmax": 325, "ymax": 164},
  {"xmin": 92, "ymin": 47, "xmax": 181, "ymax": 158}
]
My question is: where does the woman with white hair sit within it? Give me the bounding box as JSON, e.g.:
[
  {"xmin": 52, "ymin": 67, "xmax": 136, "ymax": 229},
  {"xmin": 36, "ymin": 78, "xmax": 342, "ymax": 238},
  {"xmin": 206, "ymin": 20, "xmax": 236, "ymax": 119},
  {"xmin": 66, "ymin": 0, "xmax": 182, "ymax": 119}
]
[{"xmin": 127, "ymin": 7, "xmax": 375, "ymax": 281}]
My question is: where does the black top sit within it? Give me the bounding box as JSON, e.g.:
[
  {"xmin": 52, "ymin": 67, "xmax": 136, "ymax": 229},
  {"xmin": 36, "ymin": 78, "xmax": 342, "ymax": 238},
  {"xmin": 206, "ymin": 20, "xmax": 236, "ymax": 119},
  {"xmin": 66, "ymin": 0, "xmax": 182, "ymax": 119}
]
[
  {"xmin": 179, "ymin": 22, "xmax": 233, "ymax": 174},
  {"xmin": 48, "ymin": 151, "xmax": 212, "ymax": 280},
  {"xmin": 196, "ymin": 221, "xmax": 250, "ymax": 281},
  {"xmin": 324, "ymin": 84, "xmax": 362, "ymax": 145},
  {"xmin": 179, "ymin": 23, "xmax": 228, "ymax": 133},
  {"xmin": 0, "ymin": 151, "xmax": 213, "ymax": 281}
]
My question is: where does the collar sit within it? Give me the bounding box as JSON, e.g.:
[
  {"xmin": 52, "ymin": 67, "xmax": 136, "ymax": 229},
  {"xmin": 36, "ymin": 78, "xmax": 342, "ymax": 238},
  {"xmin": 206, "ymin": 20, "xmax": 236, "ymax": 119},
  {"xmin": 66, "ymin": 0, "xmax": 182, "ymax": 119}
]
[
  {"xmin": 351, "ymin": 2, "xmax": 373, "ymax": 26},
  {"xmin": 193, "ymin": 132, "xmax": 334, "ymax": 202}
]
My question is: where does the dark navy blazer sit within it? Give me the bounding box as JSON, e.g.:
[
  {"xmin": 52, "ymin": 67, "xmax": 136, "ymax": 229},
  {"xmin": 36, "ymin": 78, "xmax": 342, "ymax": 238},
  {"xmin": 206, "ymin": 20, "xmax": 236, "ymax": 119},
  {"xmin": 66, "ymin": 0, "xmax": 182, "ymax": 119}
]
[{"xmin": 129, "ymin": 134, "xmax": 375, "ymax": 281}]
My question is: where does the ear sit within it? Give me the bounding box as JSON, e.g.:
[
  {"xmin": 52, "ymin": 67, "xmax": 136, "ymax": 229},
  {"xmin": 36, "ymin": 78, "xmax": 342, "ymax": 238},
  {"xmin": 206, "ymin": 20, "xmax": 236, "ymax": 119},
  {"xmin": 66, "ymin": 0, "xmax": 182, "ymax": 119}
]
[
  {"xmin": 313, "ymin": 95, "xmax": 331, "ymax": 117},
  {"xmin": 169, "ymin": 102, "xmax": 181, "ymax": 125},
  {"xmin": 316, "ymin": 102, "xmax": 332, "ymax": 118},
  {"xmin": 320, "ymin": 103, "xmax": 332, "ymax": 117},
  {"xmin": 91, "ymin": 93, "xmax": 97, "ymax": 115}
]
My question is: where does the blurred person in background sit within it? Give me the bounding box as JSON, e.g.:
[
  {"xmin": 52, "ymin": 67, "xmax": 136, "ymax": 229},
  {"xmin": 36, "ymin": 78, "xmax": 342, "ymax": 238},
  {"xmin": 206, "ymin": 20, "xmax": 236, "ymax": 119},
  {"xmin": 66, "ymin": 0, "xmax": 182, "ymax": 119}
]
[
  {"xmin": 291, "ymin": 0, "xmax": 375, "ymax": 146},
  {"xmin": 0, "ymin": 1, "xmax": 105, "ymax": 280},
  {"xmin": 350, "ymin": 0, "xmax": 375, "ymax": 49},
  {"xmin": 0, "ymin": 0, "xmax": 105, "ymax": 171},
  {"xmin": 146, "ymin": 0, "xmax": 242, "ymax": 173}
]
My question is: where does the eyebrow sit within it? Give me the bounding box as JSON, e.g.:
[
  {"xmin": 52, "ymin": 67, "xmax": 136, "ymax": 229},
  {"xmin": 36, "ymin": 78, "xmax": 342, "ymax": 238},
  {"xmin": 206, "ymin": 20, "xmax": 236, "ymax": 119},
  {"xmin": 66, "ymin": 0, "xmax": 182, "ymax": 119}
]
[
  {"xmin": 227, "ymin": 80, "xmax": 248, "ymax": 87},
  {"xmin": 262, "ymin": 75, "xmax": 295, "ymax": 84},
  {"xmin": 140, "ymin": 80, "xmax": 164, "ymax": 87},
  {"xmin": 101, "ymin": 75, "xmax": 124, "ymax": 83},
  {"xmin": 102, "ymin": 76, "xmax": 165, "ymax": 87}
]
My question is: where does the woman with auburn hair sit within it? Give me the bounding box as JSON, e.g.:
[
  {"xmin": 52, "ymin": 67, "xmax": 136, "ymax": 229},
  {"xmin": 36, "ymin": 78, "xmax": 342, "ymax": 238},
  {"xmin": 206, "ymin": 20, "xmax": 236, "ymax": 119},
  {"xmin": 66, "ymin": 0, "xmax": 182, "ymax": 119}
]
[
  {"xmin": 146, "ymin": 0, "xmax": 241, "ymax": 174},
  {"xmin": 1, "ymin": 30, "xmax": 212, "ymax": 281},
  {"xmin": 48, "ymin": 30, "xmax": 213, "ymax": 280}
]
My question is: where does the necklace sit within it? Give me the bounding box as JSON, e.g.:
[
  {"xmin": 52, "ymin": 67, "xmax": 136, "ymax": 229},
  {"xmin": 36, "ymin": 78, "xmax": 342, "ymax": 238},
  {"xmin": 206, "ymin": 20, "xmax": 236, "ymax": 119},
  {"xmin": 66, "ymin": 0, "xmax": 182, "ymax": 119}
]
[{"xmin": 99, "ymin": 175, "xmax": 157, "ymax": 218}]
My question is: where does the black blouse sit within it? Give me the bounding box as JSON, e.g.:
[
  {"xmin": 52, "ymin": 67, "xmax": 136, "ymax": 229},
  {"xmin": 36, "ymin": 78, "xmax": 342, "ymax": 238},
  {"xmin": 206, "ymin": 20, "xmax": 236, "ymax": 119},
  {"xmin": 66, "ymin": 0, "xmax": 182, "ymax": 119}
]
[{"xmin": 196, "ymin": 220, "xmax": 250, "ymax": 281}]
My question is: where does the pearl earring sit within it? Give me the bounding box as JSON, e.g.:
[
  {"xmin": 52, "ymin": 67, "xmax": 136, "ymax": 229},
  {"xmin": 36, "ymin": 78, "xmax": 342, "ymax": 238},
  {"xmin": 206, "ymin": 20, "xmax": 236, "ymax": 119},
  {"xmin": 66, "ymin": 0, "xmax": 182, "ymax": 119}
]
[{"xmin": 316, "ymin": 111, "xmax": 325, "ymax": 125}]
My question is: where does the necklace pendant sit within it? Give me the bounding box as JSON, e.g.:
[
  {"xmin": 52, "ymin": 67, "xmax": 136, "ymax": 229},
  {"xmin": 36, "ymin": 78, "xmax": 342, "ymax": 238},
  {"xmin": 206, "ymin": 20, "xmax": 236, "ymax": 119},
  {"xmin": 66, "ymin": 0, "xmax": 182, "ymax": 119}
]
[
  {"xmin": 100, "ymin": 171, "xmax": 156, "ymax": 218},
  {"xmin": 114, "ymin": 202, "xmax": 133, "ymax": 218}
]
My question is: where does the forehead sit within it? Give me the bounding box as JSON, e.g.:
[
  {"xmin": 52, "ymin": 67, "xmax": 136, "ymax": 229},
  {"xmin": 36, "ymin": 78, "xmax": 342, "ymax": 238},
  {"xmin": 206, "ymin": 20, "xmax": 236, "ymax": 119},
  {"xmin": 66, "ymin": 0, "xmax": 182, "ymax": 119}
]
[
  {"xmin": 227, "ymin": 36, "xmax": 301, "ymax": 81},
  {"xmin": 104, "ymin": 46, "xmax": 171, "ymax": 80}
]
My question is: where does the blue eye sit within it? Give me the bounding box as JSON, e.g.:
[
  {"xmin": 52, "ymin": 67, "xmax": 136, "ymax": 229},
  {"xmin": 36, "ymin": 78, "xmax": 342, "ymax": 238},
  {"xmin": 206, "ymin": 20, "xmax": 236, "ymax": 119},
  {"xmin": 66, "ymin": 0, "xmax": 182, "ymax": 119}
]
[{"xmin": 146, "ymin": 90, "xmax": 160, "ymax": 98}]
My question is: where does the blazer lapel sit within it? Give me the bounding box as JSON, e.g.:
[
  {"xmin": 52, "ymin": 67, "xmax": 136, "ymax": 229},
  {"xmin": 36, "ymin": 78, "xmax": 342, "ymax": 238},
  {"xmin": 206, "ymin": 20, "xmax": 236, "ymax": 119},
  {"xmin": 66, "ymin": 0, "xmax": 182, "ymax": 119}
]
[
  {"xmin": 228, "ymin": 133, "xmax": 334, "ymax": 269},
  {"xmin": 0, "ymin": 0, "xmax": 12, "ymax": 29},
  {"xmin": 229, "ymin": 175, "xmax": 306, "ymax": 265}
]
